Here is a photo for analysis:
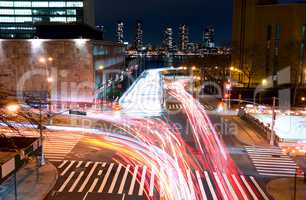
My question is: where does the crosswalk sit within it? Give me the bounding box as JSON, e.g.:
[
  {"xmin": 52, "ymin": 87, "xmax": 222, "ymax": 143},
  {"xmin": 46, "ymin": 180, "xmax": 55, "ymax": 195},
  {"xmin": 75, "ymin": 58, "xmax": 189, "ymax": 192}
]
[
  {"xmin": 52, "ymin": 160, "xmax": 270, "ymax": 200},
  {"xmin": 44, "ymin": 133, "xmax": 82, "ymax": 160},
  {"xmin": 245, "ymin": 146, "xmax": 304, "ymax": 177},
  {"xmin": 167, "ymin": 103, "xmax": 182, "ymax": 111}
]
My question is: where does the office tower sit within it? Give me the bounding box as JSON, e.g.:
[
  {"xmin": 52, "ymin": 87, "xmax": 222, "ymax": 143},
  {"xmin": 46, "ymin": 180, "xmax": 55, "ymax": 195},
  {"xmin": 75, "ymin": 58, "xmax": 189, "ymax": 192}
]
[
  {"xmin": 0, "ymin": 0, "xmax": 95, "ymax": 38},
  {"xmin": 116, "ymin": 21, "xmax": 124, "ymax": 44},
  {"xmin": 134, "ymin": 20, "xmax": 143, "ymax": 50},
  {"xmin": 163, "ymin": 27, "xmax": 173, "ymax": 52},
  {"xmin": 179, "ymin": 24, "xmax": 189, "ymax": 52},
  {"xmin": 203, "ymin": 26, "xmax": 215, "ymax": 48}
]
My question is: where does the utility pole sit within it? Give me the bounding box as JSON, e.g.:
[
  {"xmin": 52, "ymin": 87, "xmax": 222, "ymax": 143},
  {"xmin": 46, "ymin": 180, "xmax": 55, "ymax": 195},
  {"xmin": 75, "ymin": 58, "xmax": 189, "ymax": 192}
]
[
  {"xmin": 39, "ymin": 101, "xmax": 45, "ymax": 166},
  {"xmin": 270, "ymin": 96, "xmax": 276, "ymax": 145}
]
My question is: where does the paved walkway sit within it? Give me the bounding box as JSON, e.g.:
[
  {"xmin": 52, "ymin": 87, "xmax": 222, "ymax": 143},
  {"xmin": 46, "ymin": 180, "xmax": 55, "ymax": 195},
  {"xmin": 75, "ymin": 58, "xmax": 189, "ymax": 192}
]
[
  {"xmin": 267, "ymin": 178, "xmax": 306, "ymax": 200},
  {"xmin": 0, "ymin": 160, "xmax": 57, "ymax": 200}
]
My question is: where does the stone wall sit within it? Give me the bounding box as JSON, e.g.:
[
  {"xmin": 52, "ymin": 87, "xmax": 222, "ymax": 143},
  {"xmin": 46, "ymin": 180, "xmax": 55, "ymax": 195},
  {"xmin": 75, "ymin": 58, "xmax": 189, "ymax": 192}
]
[{"xmin": 0, "ymin": 39, "xmax": 95, "ymax": 104}]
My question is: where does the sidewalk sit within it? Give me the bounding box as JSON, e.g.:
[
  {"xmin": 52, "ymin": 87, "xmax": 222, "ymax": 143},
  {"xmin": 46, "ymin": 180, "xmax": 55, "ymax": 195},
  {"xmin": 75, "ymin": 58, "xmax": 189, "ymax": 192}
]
[
  {"xmin": 1, "ymin": 160, "xmax": 58, "ymax": 200},
  {"xmin": 267, "ymin": 178, "xmax": 306, "ymax": 200}
]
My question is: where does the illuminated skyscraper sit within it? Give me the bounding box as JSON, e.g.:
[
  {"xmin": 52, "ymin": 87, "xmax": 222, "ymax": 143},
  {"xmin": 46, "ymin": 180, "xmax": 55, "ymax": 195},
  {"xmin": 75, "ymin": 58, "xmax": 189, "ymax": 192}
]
[
  {"xmin": 163, "ymin": 27, "xmax": 173, "ymax": 52},
  {"xmin": 203, "ymin": 26, "xmax": 215, "ymax": 48},
  {"xmin": 116, "ymin": 21, "xmax": 124, "ymax": 44},
  {"xmin": 0, "ymin": 0, "xmax": 95, "ymax": 38},
  {"xmin": 134, "ymin": 20, "xmax": 143, "ymax": 50},
  {"xmin": 179, "ymin": 24, "xmax": 189, "ymax": 52}
]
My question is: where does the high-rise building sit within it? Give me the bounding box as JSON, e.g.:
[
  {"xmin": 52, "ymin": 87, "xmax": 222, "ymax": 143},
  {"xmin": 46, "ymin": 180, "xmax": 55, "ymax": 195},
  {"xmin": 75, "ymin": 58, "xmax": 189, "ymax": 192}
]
[
  {"xmin": 96, "ymin": 25, "xmax": 104, "ymax": 39},
  {"xmin": 0, "ymin": 0, "xmax": 95, "ymax": 39},
  {"xmin": 134, "ymin": 20, "xmax": 143, "ymax": 50},
  {"xmin": 163, "ymin": 27, "xmax": 173, "ymax": 52},
  {"xmin": 203, "ymin": 26, "xmax": 215, "ymax": 48},
  {"xmin": 116, "ymin": 21, "xmax": 124, "ymax": 44},
  {"xmin": 179, "ymin": 24, "xmax": 189, "ymax": 52},
  {"xmin": 232, "ymin": 0, "xmax": 306, "ymax": 88}
]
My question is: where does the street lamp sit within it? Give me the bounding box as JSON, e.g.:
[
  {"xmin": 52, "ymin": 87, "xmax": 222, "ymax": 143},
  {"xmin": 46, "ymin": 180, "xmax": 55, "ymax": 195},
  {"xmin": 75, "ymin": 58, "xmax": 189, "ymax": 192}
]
[
  {"xmin": 98, "ymin": 65, "xmax": 104, "ymax": 110},
  {"xmin": 6, "ymin": 104, "xmax": 20, "ymax": 113},
  {"xmin": 262, "ymin": 79, "xmax": 267, "ymax": 86},
  {"xmin": 38, "ymin": 57, "xmax": 46, "ymax": 64},
  {"xmin": 225, "ymin": 83, "xmax": 232, "ymax": 110}
]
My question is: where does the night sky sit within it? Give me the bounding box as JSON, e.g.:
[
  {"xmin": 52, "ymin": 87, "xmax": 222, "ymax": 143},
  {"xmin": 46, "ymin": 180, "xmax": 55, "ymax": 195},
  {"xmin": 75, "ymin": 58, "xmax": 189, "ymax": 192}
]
[{"xmin": 94, "ymin": 0, "xmax": 299, "ymax": 47}]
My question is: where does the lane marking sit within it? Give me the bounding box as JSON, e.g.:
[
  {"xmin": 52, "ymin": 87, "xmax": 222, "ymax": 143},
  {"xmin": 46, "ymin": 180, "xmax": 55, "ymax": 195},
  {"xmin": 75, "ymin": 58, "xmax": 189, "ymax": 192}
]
[
  {"xmin": 61, "ymin": 161, "xmax": 75, "ymax": 176},
  {"xmin": 69, "ymin": 171, "xmax": 84, "ymax": 192},
  {"xmin": 213, "ymin": 172, "xmax": 229, "ymax": 200},
  {"xmin": 108, "ymin": 164, "xmax": 123, "ymax": 193},
  {"xmin": 138, "ymin": 166, "xmax": 147, "ymax": 196},
  {"xmin": 149, "ymin": 167, "xmax": 155, "ymax": 197},
  {"xmin": 78, "ymin": 162, "xmax": 99, "ymax": 192},
  {"xmin": 231, "ymin": 174, "xmax": 249, "ymax": 200},
  {"xmin": 204, "ymin": 171, "xmax": 218, "ymax": 200},
  {"xmin": 58, "ymin": 160, "xmax": 68, "ymax": 169},
  {"xmin": 250, "ymin": 176, "xmax": 270, "ymax": 200},
  {"xmin": 118, "ymin": 165, "xmax": 130, "ymax": 194},
  {"xmin": 58, "ymin": 171, "xmax": 75, "ymax": 192},
  {"xmin": 128, "ymin": 165, "xmax": 139, "ymax": 195},
  {"xmin": 241, "ymin": 175, "xmax": 258, "ymax": 200},
  {"xmin": 222, "ymin": 173, "xmax": 239, "ymax": 200},
  {"xmin": 88, "ymin": 178, "xmax": 99, "ymax": 192},
  {"xmin": 195, "ymin": 170, "xmax": 207, "ymax": 200},
  {"xmin": 76, "ymin": 161, "xmax": 83, "ymax": 168},
  {"xmin": 98, "ymin": 163, "xmax": 114, "ymax": 193}
]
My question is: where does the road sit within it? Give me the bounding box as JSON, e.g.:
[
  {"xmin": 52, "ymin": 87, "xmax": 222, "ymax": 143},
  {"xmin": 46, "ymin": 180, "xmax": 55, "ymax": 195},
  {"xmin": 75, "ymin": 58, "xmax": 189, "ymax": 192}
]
[{"xmin": 40, "ymin": 69, "xmax": 302, "ymax": 200}]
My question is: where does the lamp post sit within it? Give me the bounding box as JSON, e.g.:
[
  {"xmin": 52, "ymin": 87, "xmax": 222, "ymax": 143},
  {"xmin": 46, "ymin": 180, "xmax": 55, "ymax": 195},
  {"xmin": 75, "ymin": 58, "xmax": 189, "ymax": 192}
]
[
  {"xmin": 47, "ymin": 77, "xmax": 53, "ymax": 124},
  {"xmin": 225, "ymin": 83, "xmax": 232, "ymax": 110},
  {"xmin": 270, "ymin": 96, "xmax": 276, "ymax": 145},
  {"xmin": 99, "ymin": 65, "xmax": 104, "ymax": 110}
]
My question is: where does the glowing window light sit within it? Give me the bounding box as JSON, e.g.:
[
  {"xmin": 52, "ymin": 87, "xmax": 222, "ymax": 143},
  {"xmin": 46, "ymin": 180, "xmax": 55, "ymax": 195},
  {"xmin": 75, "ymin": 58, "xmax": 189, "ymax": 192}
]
[{"xmin": 74, "ymin": 39, "xmax": 87, "ymax": 47}]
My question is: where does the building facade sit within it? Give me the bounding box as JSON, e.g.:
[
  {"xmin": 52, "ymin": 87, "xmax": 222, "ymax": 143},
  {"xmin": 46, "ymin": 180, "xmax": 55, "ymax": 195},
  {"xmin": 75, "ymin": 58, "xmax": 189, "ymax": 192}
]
[
  {"xmin": 179, "ymin": 24, "xmax": 189, "ymax": 52},
  {"xmin": 163, "ymin": 27, "xmax": 173, "ymax": 52},
  {"xmin": 232, "ymin": 0, "xmax": 306, "ymax": 87},
  {"xmin": 116, "ymin": 21, "xmax": 124, "ymax": 44},
  {"xmin": 203, "ymin": 26, "xmax": 215, "ymax": 48},
  {"xmin": 0, "ymin": 0, "xmax": 95, "ymax": 39},
  {"xmin": 0, "ymin": 39, "xmax": 125, "ymax": 107},
  {"xmin": 134, "ymin": 20, "xmax": 143, "ymax": 50}
]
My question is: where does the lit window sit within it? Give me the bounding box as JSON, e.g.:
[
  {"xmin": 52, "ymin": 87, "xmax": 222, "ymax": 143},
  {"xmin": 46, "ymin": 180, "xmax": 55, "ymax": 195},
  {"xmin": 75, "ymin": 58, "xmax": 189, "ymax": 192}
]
[
  {"xmin": 0, "ymin": 17, "xmax": 15, "ymax": 22},
  {"xmin": 50, "ymin": 17, "xmax": 66, "ymax": 22},
  {"xmin": 31, "ymin": 2, "xmax": 49, "ymax": 7},
  {"xmin": 49, "ymin": 2, "xmax": 66, "ymax": 7},
  {"xmin": 66, "ymin": 9, "xmax": 76, "ymax": 15},
  {"xmin": 0, "ymin": 1, "xmax": 14, "ymax": 7},
  {"xmin": 66, "ymin": 2, "xmax": 83, "ymax": 7},
  {"xmin": 14, "ymin": 1, "xmax": 31, "ymax": 7},
  {"xmin": 33, "ymin": 17, "xmax": 42, "ymax": 22},
  {"xmin": 15, "ymin": 17, "xmax": 32, "ymax": 22},
  {"xmin": 67, "ymin": 17, "xmax": 76, "ymax": 22},
  {"xmin": 50, "ymin": 9, "xmax": 66, "ymax": 15},
  {"xmin": 14, "ymin": 9, "xmax": 32, "ymax": 15},
  {"xmin": 0, "ymin": 9, "xmax": 14, "ymax": 15}
]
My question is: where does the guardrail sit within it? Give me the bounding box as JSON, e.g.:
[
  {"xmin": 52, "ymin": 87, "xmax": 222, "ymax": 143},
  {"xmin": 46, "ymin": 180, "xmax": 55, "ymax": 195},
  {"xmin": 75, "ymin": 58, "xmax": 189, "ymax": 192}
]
[{"xmin": 238, "ymin": 109, "xmax": 282, "ymax": 145}]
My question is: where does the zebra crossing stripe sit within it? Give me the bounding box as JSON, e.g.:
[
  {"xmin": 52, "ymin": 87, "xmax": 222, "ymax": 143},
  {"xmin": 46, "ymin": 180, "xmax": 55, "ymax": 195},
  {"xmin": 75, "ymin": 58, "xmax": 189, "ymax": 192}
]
[
  {"xmin": 128, "ymin": 165, "xmax": 139, "ymax": 195},
  {"xmin": 222, "ymin": 173, "xmax": 239, "ymax": 200},
  {"xmin": 88, "ymin": 178, "xmax": 99, "ymax": 193},
  {"xmin": 61, "ymin": 161, "xmax": 75, "ymax": 176},
  {"xmin": 241, "ymin": 175, "xmax": 258, "ymax": 200},
  {"xmin": 250, "ymin": 176, "xmax": 270, "ymax": 200},
  {"xmin": 69, "ymin": 171, "xmax": 84, "ymax": 192},
  {"xmin": 98, "ymin": 163, "xmax": 114, "ymax": 193},
  {"xmin": 76, "ymin": 161, "xmax": 83, "ymax": 168},
  {"xmin": 79, "ymin": 162, "xmax": 99, "ymax": 192},
  {"xmin": 204, "ymin": 171, "xmax": 218, "ymax": 200},
  {"xmin": 118, "ymin": 165, "xmax": 130, "ymax": 194},
  {"xmin": 196, "ymin": 170, "xmax": 207, "ymax": 200},
  {"xmin": 58, "ymin": 160, "xmax": 68, "ymax": 169},
  {"xmin": 58, "ymin": 171, "xmax": 75, "ymax": 192},
  {"xmin": 108, "ymin": 164, "xmax": 122, "ymax": 193},
  {"xmin": 231, "ymin": 174, "xmax": 249, "ymax": 200},
  {"xmin": 138, "ymin": 166, "xmax": 147, "ymax": 196},
  {"xmin": 213, "ymin": 172, "xmax": 229, "ymax": 200},
  {"xmin": 149, "ymin": 166, "xmax": 155, "ymax": 197},
  {"xmin": 187, "ymin": 169, "xmax": 196, "ymax": 199}
]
